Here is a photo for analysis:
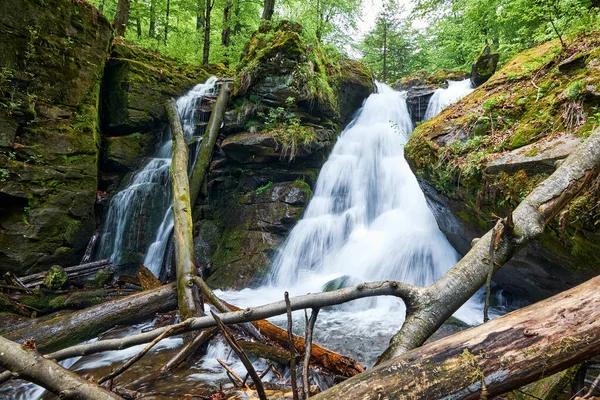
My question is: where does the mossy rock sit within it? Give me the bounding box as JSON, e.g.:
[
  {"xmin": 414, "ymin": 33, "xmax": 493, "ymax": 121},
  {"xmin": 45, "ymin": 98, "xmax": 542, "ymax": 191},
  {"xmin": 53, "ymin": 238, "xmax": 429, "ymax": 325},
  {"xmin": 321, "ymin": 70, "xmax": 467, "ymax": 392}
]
[
  {"xmin": 0, "ymin": 0, "xmax": 112, "ymax": 275},
  {"xmin": 470, "ymin": 45, "xmax": 500, "ymax": 87},
  {"xmin": 405, "ymin": 32, "xmax": 600, "ymax": 301},
  {"xmin": 44, "ymin": 265, "xmax": 67, "ymax": 289}
]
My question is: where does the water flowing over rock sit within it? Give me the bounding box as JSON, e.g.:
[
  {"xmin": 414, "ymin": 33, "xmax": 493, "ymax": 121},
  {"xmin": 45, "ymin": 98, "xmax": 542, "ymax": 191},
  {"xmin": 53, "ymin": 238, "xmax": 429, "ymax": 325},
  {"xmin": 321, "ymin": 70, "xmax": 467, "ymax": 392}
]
[{"xmin": 95, "ymin": 78, "xmax": 218, "ymax": 275}]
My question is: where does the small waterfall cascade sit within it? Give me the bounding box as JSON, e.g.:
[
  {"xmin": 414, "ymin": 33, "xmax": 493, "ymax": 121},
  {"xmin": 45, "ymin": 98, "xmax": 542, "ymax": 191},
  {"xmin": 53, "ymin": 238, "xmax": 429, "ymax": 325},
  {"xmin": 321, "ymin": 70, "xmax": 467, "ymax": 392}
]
[
  {"xmin": 424, "ymin": 79, "xmax": 474, "ymax": 121},
  {"xmin": 220, "ymin": 83, "xmax": 483, "ymax": 365},
  {"xmin": 95, "ymin": 77, "xmax": 218, "ymax": 276}
]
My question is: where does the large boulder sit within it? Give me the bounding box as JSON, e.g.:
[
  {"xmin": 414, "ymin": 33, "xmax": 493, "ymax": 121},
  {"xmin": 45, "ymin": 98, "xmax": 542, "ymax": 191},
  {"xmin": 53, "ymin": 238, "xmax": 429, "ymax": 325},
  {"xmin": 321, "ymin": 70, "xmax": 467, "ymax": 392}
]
[
  {"xmin": 405, "ymin": 36, "xmax": 600, "ymax": 302},
  {"xmin": 470, "ymin": 44, "xmax": 500, "ymax": 87},
  {"xmin": 0, "ymin": 0, "xmax": 112, "ymax": 274}
]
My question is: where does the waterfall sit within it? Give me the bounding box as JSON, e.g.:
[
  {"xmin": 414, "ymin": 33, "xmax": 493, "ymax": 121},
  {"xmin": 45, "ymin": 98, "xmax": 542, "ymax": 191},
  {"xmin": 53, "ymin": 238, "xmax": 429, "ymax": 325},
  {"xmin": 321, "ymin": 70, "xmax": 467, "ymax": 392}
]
[
  {"xmin": 424, "ymin": 79, "xmax": 473, "ymax": 121},
  {"xmin": 219, "ymin": 83, "xmax": 484, "ymax": 366},
  {"xmin": 95, "ymin": 77, "xmax": 218, "ymax": 276}
]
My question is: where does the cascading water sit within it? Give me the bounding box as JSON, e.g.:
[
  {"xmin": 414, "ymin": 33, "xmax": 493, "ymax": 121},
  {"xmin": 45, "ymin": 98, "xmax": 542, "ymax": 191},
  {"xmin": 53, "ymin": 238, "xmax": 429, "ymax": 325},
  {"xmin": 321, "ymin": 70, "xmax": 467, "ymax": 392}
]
[
  {"xmin": 219, "ymin": 83, "xmax": 484, "ymax": 365},
  {"xmin": 424, "ymin": 79, "xmax": 474, "ymax": 121},
  {"xmin": 95, "ymin": 77, "xmax": 218, "ymax": 276}
]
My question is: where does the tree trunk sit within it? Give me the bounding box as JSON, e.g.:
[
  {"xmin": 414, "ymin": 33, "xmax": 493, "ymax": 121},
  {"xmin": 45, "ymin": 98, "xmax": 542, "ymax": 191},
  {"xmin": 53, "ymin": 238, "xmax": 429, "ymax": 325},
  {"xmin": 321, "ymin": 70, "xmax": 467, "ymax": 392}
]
[
  {"xmin": 166, "ymin": 99, "xmax": 203, "ymax": 321},
  {"xmin": 0, "ymin": 336, "xmax": 121, "ymax": 400},
  {"xmin": 262, "ymin": 0, "xmax": 275, "ymax": 20},
  {"xmin": 189, "ymin": 81, "xmax": 231, "ymax": 207},
  {"xmin": 313, "ymin": 276, "xmax": 600, "ymax": 400},
  {"xmin": 136, "ymin": 17, "xmax": 142, "ymax": 39},
  {"xmin": 4, "ymin": 284, "xmax": 176, "ymax": 353},
  {"xmin": 164, "ymin": 0, "xmax": 170, "ymax": 44},
  {"xmin": 378, "ymin": 127, "xmax": 600, "ymax": 363},
  {"xmin": 221, "ymin": 0, "xmax": 232, "ymax": 47},
  {"xmin": 113, "ymin": 0, "xmax": 131, "ymax": 37},
  {"xmin": 149, "ymin": 0, "xmax": 156, "ymax": 38},
  {"xmin": 203, "ymin": 0, "xmax": 212, "ymax": 64},
  {"xmin": 19, "ymin": 259, "xmax": 111, "ymax": 288}
]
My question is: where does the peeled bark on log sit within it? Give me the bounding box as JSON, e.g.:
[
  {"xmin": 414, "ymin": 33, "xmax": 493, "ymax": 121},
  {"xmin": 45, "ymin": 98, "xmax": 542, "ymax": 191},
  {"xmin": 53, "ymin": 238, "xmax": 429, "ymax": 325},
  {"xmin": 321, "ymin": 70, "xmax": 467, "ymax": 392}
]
[
  {"xmin": 166, "ymin": 98, "xmax": 203, "ymax": 321},
  {"xmin": 0, "ymin": 336, "xmax": 120, "ymax": 400},
  {"xmin": 378, "ymin": 127, "xmax": 600, "ymax": 363},
  {"xmin": 189, "ymin": 80, "xmax": 231, "ymax": 207},
  {"xmin": 313, "ymin": 276, "xmax": 600, "ymax": 400},
  {"xmin": 4, "ymin": 283, "xmax": 177, "ymax": 353}
]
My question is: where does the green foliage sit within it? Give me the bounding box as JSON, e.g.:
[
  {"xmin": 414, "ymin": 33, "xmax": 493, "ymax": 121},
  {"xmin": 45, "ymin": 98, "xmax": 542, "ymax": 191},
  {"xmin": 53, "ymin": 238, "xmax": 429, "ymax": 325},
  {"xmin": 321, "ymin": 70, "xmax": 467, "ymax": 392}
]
[
  {"xmin": 0, "ymin": 168, "xmax": 8, "ymax": 182},
  {"xmin": 255, "ymin": 181, "xmax": 273, "ymax": 195}
]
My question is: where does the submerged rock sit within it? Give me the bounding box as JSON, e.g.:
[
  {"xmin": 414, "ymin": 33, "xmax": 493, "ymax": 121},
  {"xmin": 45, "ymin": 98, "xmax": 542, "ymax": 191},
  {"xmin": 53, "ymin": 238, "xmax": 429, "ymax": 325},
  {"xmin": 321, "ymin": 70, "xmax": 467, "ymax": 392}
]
[{"xmin": 405, "ymin": 35, "xmax": 600, "ymax": 302}]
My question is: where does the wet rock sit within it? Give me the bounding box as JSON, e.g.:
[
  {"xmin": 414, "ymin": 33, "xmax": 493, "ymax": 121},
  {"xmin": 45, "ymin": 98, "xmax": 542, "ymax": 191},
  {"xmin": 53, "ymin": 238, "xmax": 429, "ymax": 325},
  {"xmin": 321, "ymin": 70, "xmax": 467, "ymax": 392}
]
[{"xmin": 470, "ymin": 45, "xmax": 500, "ymax": 87}]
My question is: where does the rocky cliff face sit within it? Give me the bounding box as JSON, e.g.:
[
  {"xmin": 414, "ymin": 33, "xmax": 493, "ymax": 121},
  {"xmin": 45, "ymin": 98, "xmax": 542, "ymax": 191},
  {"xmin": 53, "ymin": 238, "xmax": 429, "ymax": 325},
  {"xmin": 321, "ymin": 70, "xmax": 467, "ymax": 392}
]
[
  {"xmin": 0, "ymin": 0, "xmax": 112, "ymax": 274},
  {"xmin": 99, "ymin": 40, "xmax": 226, "ymax": 192},
  {"xmin": 196, "ymin": 21, "xmax": 375, "ymax": 289},
  {"xmin": 405, "ymin": 34, "xmax": 600, "ymax": 302}
]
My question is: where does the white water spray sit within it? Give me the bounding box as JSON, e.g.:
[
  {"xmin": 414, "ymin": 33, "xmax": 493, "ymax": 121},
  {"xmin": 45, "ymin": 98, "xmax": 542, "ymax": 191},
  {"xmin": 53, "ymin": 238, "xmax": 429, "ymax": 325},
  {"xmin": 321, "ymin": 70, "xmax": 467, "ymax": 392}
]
[{"xmin": 424, "ymin": 79, "xmax": 474, "ymax": 121}]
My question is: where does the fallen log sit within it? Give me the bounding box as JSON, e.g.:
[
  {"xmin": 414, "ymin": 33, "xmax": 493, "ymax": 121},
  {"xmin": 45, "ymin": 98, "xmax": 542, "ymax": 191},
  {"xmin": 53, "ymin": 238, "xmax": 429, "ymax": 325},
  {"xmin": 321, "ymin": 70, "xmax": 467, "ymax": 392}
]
[
  {"xmin": 4, "ymin": 283, "xmax": 177, "ymax": 353},
  {"xmin": 189, "ymin": 80, "xmax": 231, "ymax": 207},
  {"xmin": 378, "ymin": 127, "xmax": 600, "ymax": 363},
  {"xmin": 18, "ymin": 259, "xmax": 112, "ymax": 288},
  {"xmin": 166, "ymin": 98, "xmax": 203, "ymax": 321},
  {"xmin": 313, "ymin": 276, "xmax": 600, "ymax": 400},
  {"xmin": 0, "ymin": 336, "xmax": 120, "ymax": 400}
]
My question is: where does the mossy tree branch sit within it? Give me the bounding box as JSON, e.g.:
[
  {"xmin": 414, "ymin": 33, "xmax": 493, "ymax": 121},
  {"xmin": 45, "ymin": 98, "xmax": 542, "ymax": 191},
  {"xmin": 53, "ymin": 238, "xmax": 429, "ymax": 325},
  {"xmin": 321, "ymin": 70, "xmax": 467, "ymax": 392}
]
[{"xmin": 166, "ymin": 98, "xmax": 203, "ymax": 321}]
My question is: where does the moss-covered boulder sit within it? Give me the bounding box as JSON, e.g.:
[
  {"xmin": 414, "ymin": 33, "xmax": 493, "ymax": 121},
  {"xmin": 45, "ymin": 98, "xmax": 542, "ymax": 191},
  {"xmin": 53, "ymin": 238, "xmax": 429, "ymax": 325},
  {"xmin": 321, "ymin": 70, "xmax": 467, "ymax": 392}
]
[
  {"xmin": 0, "ymin": 0, "xmax": 112, "ymax": 275},
  {"xmin": 393, "ymin": 69, "xmax": 470, "ymax": 124},
  {"xmin": 236, "ymin": 20, "xmax": 375, "ymax": 126},
  {"xmin": 470, "ymin": 44, "xmax": 500, "ymax": 87},
  {"xmin": 405, "ymin": 33, "xmax": 600, "ymax": 302},
  {"xmin": 101, "ymin": 132, "xmax": 156, "ymax": 172}
]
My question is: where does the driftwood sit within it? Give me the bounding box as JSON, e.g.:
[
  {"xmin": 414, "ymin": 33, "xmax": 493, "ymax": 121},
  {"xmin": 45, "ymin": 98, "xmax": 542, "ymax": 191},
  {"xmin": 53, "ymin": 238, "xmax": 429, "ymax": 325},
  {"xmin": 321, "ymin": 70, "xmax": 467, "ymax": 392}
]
[
  {"xmin": 189, "ymin": 80, "xmax": 232, "ymax": 207},
  {"xmin": 0, "ymin": 336, "xmax": 120, "ymax": 400},
  {"xmin": 303, "ymin": 308, "xmax": 319, "ymax": 399},
  {"xmin": 285, "ymin": 292, "xmax": 299, "ymax": 400},
  {"xmin": 378, "ymin": 127, "xmax": 600, "ymax": 363},
  {"xmin": 313, "ymin": 276, "xmax": 600, "ymax": 399},
  {"xmin": 166, "ymin": 98, "xmax": 203, "ymax": 321},
  {"xmin": 17, "ymin": 259, "xmax": 112, "ymax": 288}
]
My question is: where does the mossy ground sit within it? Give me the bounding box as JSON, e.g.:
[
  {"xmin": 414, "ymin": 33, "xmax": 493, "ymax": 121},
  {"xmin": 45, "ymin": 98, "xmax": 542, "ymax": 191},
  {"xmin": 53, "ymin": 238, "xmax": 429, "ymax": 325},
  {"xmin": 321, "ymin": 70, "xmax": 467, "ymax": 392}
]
[{"xmin": 405, "ymin": 31, "xmax": 600, "ymax": 271}]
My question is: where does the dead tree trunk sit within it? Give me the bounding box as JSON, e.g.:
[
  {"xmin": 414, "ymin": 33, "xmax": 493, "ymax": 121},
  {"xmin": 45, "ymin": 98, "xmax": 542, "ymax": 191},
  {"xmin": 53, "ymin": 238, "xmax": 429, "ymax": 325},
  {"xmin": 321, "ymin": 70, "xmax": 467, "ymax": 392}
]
[
  {"xmin": 189, "ymin": 81, "xmax": 231, "ymax": 207},
  {"xmin": 378, "ymin": 127, "xmax": 600, "ymax": 363},
  {"xmin": 4, "ymin": 284, "xmax": 176, "ymax": 353},
  {"xmin": 166, "ymin": 99, "xmax": 203, "ymax": 321},
  {"xmin": 313, "ymin": 276, "xmax": 600, "ymax": 400},
  {"xmin": 0, "ymin": 336, "xmax": 121, "ymax": 400}
]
